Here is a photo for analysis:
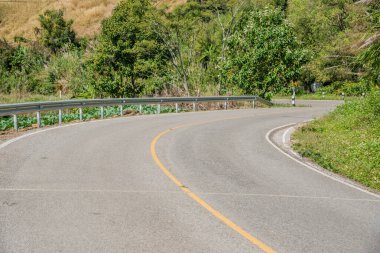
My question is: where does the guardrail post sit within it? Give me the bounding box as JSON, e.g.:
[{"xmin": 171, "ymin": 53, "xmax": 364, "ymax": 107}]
[
  {"xmin": 157, "ymin": 104, "xmax": 161, "ymax": 114},
  {"xmin": 13, "ymin": 115, "xmax": 18, "ymax": 131},
  {"xmin": 193, "ymin": 102, "xmax": 196, "ymax": 112},
  {"xmin": 119, "ymin": 105, "xmax": 123, "ymax": 117},
  {"xmin": 139, "ymin": 104, "xmax": 143, "ymax": 114},
  {"xmin": 175, "ymin": 103, "xmax": 179, "ymax": 113},
  {"xmin": 58, "ymin": 109, "xmax": 62, "ymax": 125},
  {"xmin": 100, "ymin": 106, "xmax": 104, "ymax": 119},
  {"xmin": 79, "ymin": 108, "xmax": 83, "ymax": 121},
  {"xmin": 224, "ymin": 101, "xmax": 228, "ymax": 110},
  {"xmin": 36, "ymin": 111, "xmax": 41, "ymax": 128},
  {"xmin": 253, "ymin": 99, "xmax": 256, "ymax": 109}
]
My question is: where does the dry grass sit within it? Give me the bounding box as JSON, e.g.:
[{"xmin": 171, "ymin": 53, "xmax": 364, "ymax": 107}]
[{"xmin": 0, "ymin": 0, "xmax": 186, "ymax": 40}]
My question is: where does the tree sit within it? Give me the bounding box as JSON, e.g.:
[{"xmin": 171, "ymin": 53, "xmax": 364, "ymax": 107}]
[
  {"xmin": 213, "ymin": 0, "xmax": 245, "ymax": 95},
  {"xmin": 225, "ymin": 7, "xmax": 307, "ymax": 99},
  {"xmin": 358, "ymin": 0, "xmax": 380, "ymax": 84},
  {"xmin": 152, "ymin": 2, "xmax": 204, "ymax": 96},
  {"xmin": 37, "ymin": 9, "xmax": 76, "ymax": 53},
  {"xmin": 92, "ymin": 0, "xmax": 168, "ymax": 98},
  {"xmin": 274, "ymin": 0, "xmax": 288, "ymax": 13}
]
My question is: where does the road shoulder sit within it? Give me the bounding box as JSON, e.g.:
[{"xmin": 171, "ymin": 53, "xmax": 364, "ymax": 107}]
[{"xmin": 266, "ymin": 123, "xmax": 380, "ymax": 199}]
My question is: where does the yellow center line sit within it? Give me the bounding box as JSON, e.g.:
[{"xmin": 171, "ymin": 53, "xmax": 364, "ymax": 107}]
[{"xmin": 150, "ymin": 118, "xmax": 277, "ymax": 253}]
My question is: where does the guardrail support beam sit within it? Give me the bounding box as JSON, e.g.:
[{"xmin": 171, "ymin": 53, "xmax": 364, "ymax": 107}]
[
  {"xmin": 253, "ymin": 100, "xmax": 256, "ymax": 109},
  {"xmin": 224, "ymin": 101, "xmax": 228, "ymax": 110},
  {"xmin": 175, "ymin": 103, "xmax": 179, "ymax": 113},
  {"xmin": 100, "ymin": 106, "xmax": 104, "ymax": 119},
  {"xmin": 139, "ymin": 104, "xmax": 143, "ymax": 114},
  {"xmin": 36, "ymin": 111, "xmax": 41, "ymax": 128},
  {"xmin": 119, "ymin": 105, "xmax": 123, "ymax": 117},
  {"xmin": 157, "ymin": 104, "xmax": 161, "ymax": 114},
  {"xmin": 13, "ymin": 115, "xmax": 18, "ymax": 131},
  {"xmin": 58, "ymin": 109, "xmax": 62, "ymax": 125},
  {"xmin": 193, "ymin": 102, "xmax": 196, "ymax": 112}
]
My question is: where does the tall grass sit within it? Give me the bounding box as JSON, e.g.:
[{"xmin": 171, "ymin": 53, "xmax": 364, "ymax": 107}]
[
  {"xmin": 0, "ymin": 0, "xmax": 187, "ymax": 40},
  {"xmin": 0, "ymin": 0, "xmax": 119, "ymax": 40},
  {"xmin": 292, "ymin": 91, "xmax": 380, "ymax": 191}
]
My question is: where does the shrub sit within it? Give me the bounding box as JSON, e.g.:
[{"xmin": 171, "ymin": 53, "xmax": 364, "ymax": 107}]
[
  {"xmin": 37, "ymin": 9, "xmax": 77, "ymax": 53},
  {"xmin": 317, "ymin": 81, "xmax": 373, "ymax": 96}
]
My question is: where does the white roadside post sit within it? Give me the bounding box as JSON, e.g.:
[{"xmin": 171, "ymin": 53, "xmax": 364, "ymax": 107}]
[
  {"xmin": 119, "ymin": 105, "xmax": 123, "ymax": 117},
  {"xmin": 175, "ymin": 103, "xmax": 179, "ymax": 113},
  {"xmin": 36, "ymin": 111, "xmax": 41, "ymax": 128},
  {"xmin": 292, "ymin": 87, "xmax": 296, "ymax": 107},
  {"xmin": 79, "ymin": 108, "xmax": 83, "ymax": 121},
  {"xmin": 100, "ymin": 106, "xmax": 104, "ymax": 119},
  {"xmin": 157, "ymin": 104, "xmax": 161, "ymax": 114},
  {"xmin": 13, "ymin": 114, "xmax": 18, "ymax": 131},
  {"xmin": 139, "ymin": 104, "xmax": 143, "ymax": 114},
  {"xmin": 58, "ymin": 109, "xmax": 62, "ymax": 125}
]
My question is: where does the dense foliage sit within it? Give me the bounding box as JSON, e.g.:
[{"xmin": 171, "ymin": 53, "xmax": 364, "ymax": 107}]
[
  {"xmin": 0, "ymin": 0, "xmax": 378, "ymax": 100},
  {"xmin": 92, "ymin": 0, "xmax": 168, "ymax": 97},
  {"xmin": 225, "ymin": 7, "xmax": 307, "ymax": 99}
]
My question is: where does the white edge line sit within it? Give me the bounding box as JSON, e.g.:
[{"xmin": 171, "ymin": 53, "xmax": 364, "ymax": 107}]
[
  {"xmin": 0, "ymin": 123, "xmax": 79, "ymax": 150},
  {"xmin": 281, "ymin": 127, "xmax": 292, "ymax": 149},
  {"xmin": 265, "ymin": 123, "xmax": 380, "ymax": 200}
]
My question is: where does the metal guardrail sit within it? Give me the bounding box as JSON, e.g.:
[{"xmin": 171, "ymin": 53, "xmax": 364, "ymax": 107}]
[{"xmin": 0, "ymin": 96, "xmax": 272, "ymax": 130}]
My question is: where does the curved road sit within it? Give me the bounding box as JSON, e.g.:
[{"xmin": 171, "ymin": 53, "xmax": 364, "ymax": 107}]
[{"xmin": 0, "ymin": 101, "xmax": 379, "ymax": 252}]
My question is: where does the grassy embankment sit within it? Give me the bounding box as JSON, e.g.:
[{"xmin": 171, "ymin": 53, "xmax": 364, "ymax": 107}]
[
  {"xmin": 292, "ymin": 91, "xmax": 380, "ymax": 191},
  {"xmin": 0, "ymin": 0, "xmax": 186, "ymax": 40}
]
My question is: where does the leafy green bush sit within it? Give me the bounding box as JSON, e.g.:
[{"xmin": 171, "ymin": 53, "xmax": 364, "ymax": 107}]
[
  {"xmin": 37, "ymin": 49, "xmax": 93, "ymax": 96},
  {"xmin": 317, "ymin": 81, "xmax": 372, "ymax": 96},
  {"xmin": 0, "ymin": 39, "xmax": 46, "ymax": 94}
]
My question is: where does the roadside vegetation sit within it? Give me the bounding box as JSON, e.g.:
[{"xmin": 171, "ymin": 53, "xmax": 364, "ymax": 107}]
[
  {"xmin": 1, "ymin": 0, "xmax": 379, "ymax": 101},
  {"xmin": 292, "ymin": 91, "xmax": 380, "ymax": 191}
]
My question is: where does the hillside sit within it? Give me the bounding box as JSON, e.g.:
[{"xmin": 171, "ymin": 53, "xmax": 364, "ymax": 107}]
[{"xmin": 0, "ymin": 0, "xmax": 186, "ymax": 40}]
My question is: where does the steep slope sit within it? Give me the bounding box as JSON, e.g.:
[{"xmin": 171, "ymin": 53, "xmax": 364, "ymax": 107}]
[{"xmin": 0, "ymin": 0, "xmax": 186, "ymax": 40}]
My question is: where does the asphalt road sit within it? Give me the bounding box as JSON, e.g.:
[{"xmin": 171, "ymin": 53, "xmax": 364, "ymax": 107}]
[{"xmin": 0, "ymin": 100, "xmax": 379, "ymax": 253}]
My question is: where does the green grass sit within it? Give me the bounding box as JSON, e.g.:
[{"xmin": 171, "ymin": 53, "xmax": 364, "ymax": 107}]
[
  {"xmin": 273, "ymin": 93, "xmax": 351, "ymax": 100},
  {"xmin": 292, "ymin": 91, "xmax": 380, "ymax": 191},
  {"xmin": 0, "ymin": 94, "xmax": 69, "ymax": 104}
]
